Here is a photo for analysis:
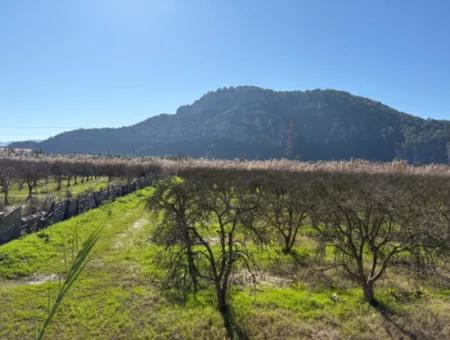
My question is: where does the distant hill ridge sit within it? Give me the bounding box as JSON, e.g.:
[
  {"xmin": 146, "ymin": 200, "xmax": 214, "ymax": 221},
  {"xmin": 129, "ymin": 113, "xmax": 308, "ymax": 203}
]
[{"xmin": 10, "ymin": 86, "xmax": 450, "ymax": 163}]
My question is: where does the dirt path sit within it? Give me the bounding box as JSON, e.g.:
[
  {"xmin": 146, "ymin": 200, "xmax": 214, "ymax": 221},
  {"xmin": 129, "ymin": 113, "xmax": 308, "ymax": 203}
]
[{"xmin": 112, "ymin": 217, "xmax": 148, "ymax": 249}]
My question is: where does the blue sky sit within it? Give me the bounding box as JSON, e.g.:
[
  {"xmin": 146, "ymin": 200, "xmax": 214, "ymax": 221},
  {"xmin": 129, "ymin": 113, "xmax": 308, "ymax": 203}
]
[{"xmin": 1, "ymin": 0, "xmax": 449, "ymax": 141}]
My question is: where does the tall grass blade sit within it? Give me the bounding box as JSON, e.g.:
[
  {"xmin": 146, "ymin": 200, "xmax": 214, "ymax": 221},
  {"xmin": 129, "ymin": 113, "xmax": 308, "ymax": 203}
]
[{"xmin": 36, "ymin": 226, "xmax": 103, "ymax": 340}]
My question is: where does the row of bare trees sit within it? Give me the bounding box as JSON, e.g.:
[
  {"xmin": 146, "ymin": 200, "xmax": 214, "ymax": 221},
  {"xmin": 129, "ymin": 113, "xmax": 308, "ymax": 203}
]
[
  {"xmin": 3, "ymin": 153, "xmax": 450, "ymax": 207},
  {"xmin": 149, "ymin": 170, "xmax": 450, "ymax": 339},
  {"xmin": 0, "ymin": 157, "xmax": 160, "ymax": 205}
]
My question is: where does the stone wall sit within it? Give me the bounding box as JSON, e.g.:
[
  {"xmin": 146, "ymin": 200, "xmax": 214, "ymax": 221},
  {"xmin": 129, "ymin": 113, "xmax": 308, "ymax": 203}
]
[
  {"xmin": 0, "ymin": 175, "xmax": 157, "ymax": 245},
  {"xmin": 0, "ymin": 207, "xmax": 22, "ymax": 244}
]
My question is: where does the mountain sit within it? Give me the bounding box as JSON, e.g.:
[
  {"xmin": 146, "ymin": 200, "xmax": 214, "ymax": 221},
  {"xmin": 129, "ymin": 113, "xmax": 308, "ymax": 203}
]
[
  {"xmin": 0, "ymin": 141, "xmax": 19, "ymax": 147},
  {"xmin": 9, "ymin": 86, "xmax": 450, "ymax": 163},
  {"xmin": 4, "ymin": 140, "xmax": 41, "ymax": 149}
]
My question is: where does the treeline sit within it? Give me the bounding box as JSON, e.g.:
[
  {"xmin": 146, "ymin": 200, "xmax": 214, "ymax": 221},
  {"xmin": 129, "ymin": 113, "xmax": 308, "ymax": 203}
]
[
  {"xmin": 149, "ymin": 169, "xmax": 450, "ymax": 339},
  {"xmin": 0, "ymin": 156, "xmax": 160, "ymax": 206},
  {"xmin": 2, "ymin": 155, "xmax": 450, "ymax": 208}
]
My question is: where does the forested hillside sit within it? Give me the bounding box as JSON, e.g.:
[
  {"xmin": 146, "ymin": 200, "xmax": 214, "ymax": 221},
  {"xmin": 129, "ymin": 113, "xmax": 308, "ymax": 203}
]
[{"xmin": 11, "ymin": 87, "xmax": 450, "ymax": 163}]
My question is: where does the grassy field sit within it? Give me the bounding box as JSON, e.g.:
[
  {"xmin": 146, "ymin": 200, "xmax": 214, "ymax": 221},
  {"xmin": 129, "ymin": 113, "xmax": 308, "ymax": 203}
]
[
  {"xmin": 6, "ymin": 177, "xmax": 114, "ymax": 206},
  {"xmin": 0, "ymin": 187, "xmax": 448, "ymax": 339}
]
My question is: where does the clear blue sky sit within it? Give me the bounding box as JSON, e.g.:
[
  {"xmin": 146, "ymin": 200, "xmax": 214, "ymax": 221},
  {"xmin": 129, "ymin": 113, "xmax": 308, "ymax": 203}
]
[{"xmin": 1, "ymin": 0, "xmax": 449, "ymax": 141}]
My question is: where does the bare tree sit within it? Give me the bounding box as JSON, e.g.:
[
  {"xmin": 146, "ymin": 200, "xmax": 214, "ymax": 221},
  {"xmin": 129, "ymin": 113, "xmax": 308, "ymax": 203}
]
[
  {"xmin": 312, "ymin": 174, "xmax": 438, "ymax": 306},
  {"xmin": 18, "ymin": 160, "xmax": 40, "ymax": 200},
  {"xmin": 193, "ymin": 176, "xmax": 259, "ymax": 338},
  {"xmin": 258, "ymin": 174, "xmax": 313, "ymax": 254},
  {"xmin": 50, "ymin": 161, "xmax": 64, "ymax": 191},
  {"xmin": 420, "ymin": 176, "xmax": 450, "ymax": 259},
  {"xmin": 149, "ymin": 178, "xmax": 202, "ymax": 296},
  {"xmin": 150, "ymin": 174, "xmax": 259, "ymax": 339},
  {"xmin": 0, "ymin": 159, "xmax": 15, "ymax": 205}
]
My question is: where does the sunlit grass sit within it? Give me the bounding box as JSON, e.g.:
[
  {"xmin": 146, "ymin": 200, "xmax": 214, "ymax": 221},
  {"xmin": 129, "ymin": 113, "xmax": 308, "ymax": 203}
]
[
  {"xmin": 7, "ymin": 177, "xmax": 114, "ymax": 206},
  {"xmin": 0, "ymin": 185, "xmax": 448, "ymax": 339}
]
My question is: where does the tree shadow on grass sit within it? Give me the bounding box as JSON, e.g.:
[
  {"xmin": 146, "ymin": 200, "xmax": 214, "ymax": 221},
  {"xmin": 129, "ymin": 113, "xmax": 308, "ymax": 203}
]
[
  {"xmin": 161, "ymin": 288, "xmax": 250, "ymax": 340},
  {"xmin": 375, "ymin": 302, "xmax": 425, "ymax": 340},
  {"xmin": 222, "ymin": 308, "xmax": 249, "ymax": 340}
]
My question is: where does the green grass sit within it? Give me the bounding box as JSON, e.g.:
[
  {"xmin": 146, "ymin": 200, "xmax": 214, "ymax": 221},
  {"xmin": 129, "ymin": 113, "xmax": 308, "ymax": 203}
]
[
  {"xmin": 0, "ymin": 187, "xmax": 448, "ymax": 339},
  {"xmin": 6, "ymin": 177, "xmax": 116, "ymax": 206},
  {"xmin": 0, "ymin": 190, "xmax": 142, "ymax": 279}
]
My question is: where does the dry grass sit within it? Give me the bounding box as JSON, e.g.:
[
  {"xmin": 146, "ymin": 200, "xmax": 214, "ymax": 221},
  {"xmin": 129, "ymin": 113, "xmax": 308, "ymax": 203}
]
[
  {"xmin": 157, "ymin": 157, "xmax": 450, "ymax": 177},
  {"xmin": 2, "ymin": 154, "xmax": 450, "ymax": 178}
]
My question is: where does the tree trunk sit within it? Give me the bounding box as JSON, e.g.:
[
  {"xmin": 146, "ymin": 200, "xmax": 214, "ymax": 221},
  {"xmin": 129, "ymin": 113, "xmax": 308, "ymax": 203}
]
[
  {"xmin": 3, "ymin": 190, "xmax": 8, "ymax": 206},
  {"xmin": 186, "ymin": 243, "xmax": 198, "ymax": 293},
  {"xmin": 362, "ymin": 281, "xmax": 378, "ymax": 307},
  {"xmin": 27, "ymin": 182, "xmax": 33, "ymax": 200},
  {"xmin": 282, "ymin": 236, "xmax": 292, "ymax": 254},
  {"xmin": 179, "ymin": 213, "xmax": 198, "ymax": 293},
  {"xmin": 216, "ymin": 285, "xmax": 235, "ymax": 340}
]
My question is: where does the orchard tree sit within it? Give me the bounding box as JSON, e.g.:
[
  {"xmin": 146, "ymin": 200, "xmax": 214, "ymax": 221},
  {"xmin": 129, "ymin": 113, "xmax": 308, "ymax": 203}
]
[
  {"xmin": 50, "ymin": 161, "xmax": 64, "ymax": 191},
  {"xmin": 148, "ymin": 177, "xmax": 202, "ymax": 295},
  {"xmin": 419, "ymin": 176, "xmax": 450, "ymax": 259},
  {"xmin": 0, "ymin": 159, "xmax": 15, "ymax": 205},
  {"xmin": 150, "ymin": 172, "xmax": 260, "ymax": 339},
  {"xmin": 258, "ymin": 173, "xmax": 313, "ymax": 254},
  {"xmin": 19, "ymin": 160, "xmax": 40, "ymax": 200},
  {"xmin": 312, "ymin": 173, "xmax": 439, "ymax": 306},
  {"xmin": 193, "ymin": 174, "xmax": 259, "ymax": 338}
]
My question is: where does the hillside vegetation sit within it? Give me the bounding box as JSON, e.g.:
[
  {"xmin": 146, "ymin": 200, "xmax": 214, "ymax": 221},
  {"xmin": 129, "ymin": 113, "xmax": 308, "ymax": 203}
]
[{"xmin": 10, "ymin": 86, "xmax": 450, "ymax": 163}]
